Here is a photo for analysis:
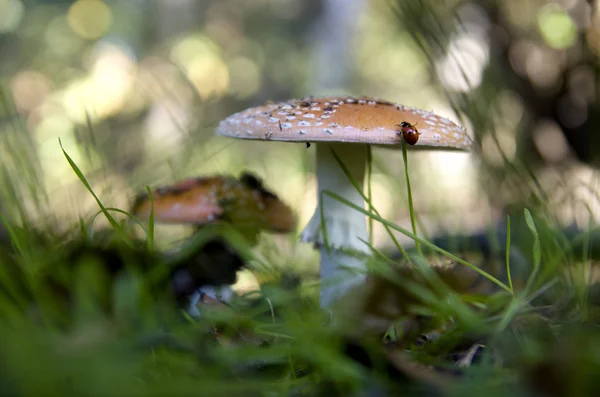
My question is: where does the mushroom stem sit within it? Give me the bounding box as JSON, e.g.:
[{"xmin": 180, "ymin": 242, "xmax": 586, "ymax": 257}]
[{"xmin": 300, "ymin": 143, "xmax": 370, "ymax": 307}]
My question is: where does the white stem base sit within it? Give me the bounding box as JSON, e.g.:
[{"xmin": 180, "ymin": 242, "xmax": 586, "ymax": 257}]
[
  {"xmin": 318, "ymin": 247, "xmax": 368, "ymax": 307},
  {"xmin": 187, "ymin": 285, "xmax": 234, "ymax": 317},
  {"xmin": 300, "ymin": 143, "xmax": 370, "ymax": 307}
]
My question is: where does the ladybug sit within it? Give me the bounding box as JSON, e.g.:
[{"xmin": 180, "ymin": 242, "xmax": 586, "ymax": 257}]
[{"xmin": 397, "ymin": 121, "xmax": 420, "ymax": 145}]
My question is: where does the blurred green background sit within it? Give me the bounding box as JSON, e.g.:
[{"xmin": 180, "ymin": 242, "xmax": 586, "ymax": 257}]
[{"xmin": 0, "ymin": 0, "xmax": 598, "ymax": 282}]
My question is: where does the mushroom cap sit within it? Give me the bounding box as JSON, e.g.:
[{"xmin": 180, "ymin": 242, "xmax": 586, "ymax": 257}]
[
  {"xmin": 217, "ymin": 96, "xmax": 472, "ymax": 150},
  {"xmin": 131, "ymin": 173, "xmax": 297, "ymax": 233}
]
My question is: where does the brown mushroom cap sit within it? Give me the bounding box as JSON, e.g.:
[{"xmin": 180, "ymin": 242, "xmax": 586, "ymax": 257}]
[
  {"xmin": 216, "ymin": 96, "xmax": 472, "ymax": 150},
  {"xmin": 131, "ymin": 173, "xmax": 297, "ymax": 233}
]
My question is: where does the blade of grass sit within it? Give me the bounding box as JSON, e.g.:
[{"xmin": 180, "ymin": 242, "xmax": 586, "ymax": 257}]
[
  {"xmin": 145, "ymin": 186, "xmax": 155, "ymax": 251},
  {"xmin": 523, "ymin": 208, "xmax": 541, "ymax": 294},
  {"xmin": 88, "ymin": 208, "xmax": 148, "ymax": 239},
  {"xmin": 0, "ymin": 216, "xmax": 31, "ymax": 265},
  {"xmin": 577, "ymin": 221, "xmax": 593, "ymax": 308},
  {"xmin": 401, "ymin": 138, "xmax": 422, "ymax": 257},
  {"xmin": 495, "ymin": 278, "xmax": 558, "ymax": 332},
  {"xmin": 78, "ymin": 217, "xmax": 87, "ymax": 240},
  {"xmin": 357, "ymin": 237, "xmax": 398, "ymax": 266},
  {"xmin": 505, "ymin": 215, "xmax": 514, "ymax": 295},
  {"xmin": 321, "ymin": 190, "xmax": 511, "ymax": 293},
  {"xmin": 59, "ymin": 138, "xmax": 131, "ymax": 246},
  {"xmin": 366, "ymin": 145, "xmax": 374, "ymax": 246},
  {"xmin": 370, "ymin": 154, "xmax": 431, "ymax": 243},
  {"xmin": 1, "ymin": 165, "xmax": 28, "ymax": 225}
]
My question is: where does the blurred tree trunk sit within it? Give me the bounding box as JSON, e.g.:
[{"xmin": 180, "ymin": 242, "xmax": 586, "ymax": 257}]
[
  {"xmin": 308, "ymin": 0, "xmax": 367, "ymax": 94},
  {"xmin": 154, "ymin": 0, "xmax": 205, "ymax": 40}
]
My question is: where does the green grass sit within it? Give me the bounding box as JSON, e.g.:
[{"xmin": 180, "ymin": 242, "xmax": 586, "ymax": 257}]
[{"xmin": 0, "ymin": 146, "xmax": 599, "ymax": 397}]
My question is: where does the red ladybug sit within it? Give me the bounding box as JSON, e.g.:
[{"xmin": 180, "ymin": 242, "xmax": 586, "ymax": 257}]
[{"xmin": 397, "ymin": 121, "xmax": 420, "ymax": 145}]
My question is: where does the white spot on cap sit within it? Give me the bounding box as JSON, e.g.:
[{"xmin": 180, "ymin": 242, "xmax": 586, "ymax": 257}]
[
  {"xmin": 324, "ymin": 129, "xmax": 333, "ymax": 134},
  {"xmin": 286, "ymin": 116, "xmax": 296, "ymax": 121},
  {"xmin": 298, "ymin": 120, "xmax": 311, "ymax": 126},
  {"xmin": 432, "ymin": 133, "xmax": 441, "ymax": 141},
  {"xmin": 303, "ymin": 113, "xmax": 315, "ymax": 119},
  {"xmin": 268, "ymin": 117, "xmax": 279, "ymax": 123},
  {"xmin": 281, "ymin": 122, "xmax": 292, "ymax": 129},
  {"xmin": 298, "ymin": 130, "xmax": 306, "ymax": 134},
  {"xmin": 310, "ymin": 107, "xmax": 321, "ymax": 111},
  {"xmin": 328, "ymin": 122, "xmax": 339, "ymax": 128}
]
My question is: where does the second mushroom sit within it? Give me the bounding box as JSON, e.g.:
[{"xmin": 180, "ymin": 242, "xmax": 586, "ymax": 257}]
[{"xmin": 131, "ymin": 172, "xmax": 297, "ymax": 309}]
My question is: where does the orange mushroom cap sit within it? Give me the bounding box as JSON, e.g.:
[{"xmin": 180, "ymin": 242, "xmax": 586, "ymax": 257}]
[
  {"xmin": 131, "ymin": 172, "xmax": 296, "ymax": 233},
  {"xmin": 216, "ymin": 95, "xmax": 472, "ymax": 150}
]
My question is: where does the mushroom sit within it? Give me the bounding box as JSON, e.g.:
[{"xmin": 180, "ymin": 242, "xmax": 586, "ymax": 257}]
[
  {"xmin": 131, "ymin": 172, "xmax": 297, "ymax": 240},
  {"xmin": 216, "ymin": 96, "xmax": 473, "ymax": 307},
  {"xmin": 131, "ymin": 172, "xmax": 297, "ymax": 311}
]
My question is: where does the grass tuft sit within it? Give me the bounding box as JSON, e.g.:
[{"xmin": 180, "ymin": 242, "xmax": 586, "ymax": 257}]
[
  {"xmin": 59, "ymin": 138, "xmax": 131, "ymax": 246},
  {"xmin": 0, "ymin": 139, "xmax": 598, "ymax": 397}
]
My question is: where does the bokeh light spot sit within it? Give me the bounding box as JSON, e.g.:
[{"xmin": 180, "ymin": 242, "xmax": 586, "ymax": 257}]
[
  {"xmin": 170, "ymin": 34, "xmax": 220, "ymax": 69},
  {"xmin": 10, "ymin": 71, "xmax": 52, "ymax": 113},
  {"xmin": 187, "ymin": 55, "xmax": 230, "ymax": 99},
  {"xmin": 170, "ymin": 34, "xmax": 230, "ymax": 99},
  {"xmin": 525, "ymin": 45, "xmax": 564, "ymax": 89},
  {"xmin": 0, "ymin": 0, "xmax": 24, "ymax": 33},
  {"xmin": 67, "ymin": 0, "xmax": 112, "ymax": 40},
  {"xmin": 439, "ymin": 34, "xmax": 489, "ymax": 92},
  {"xmin": 532, "ymin": 120, "xmax": 570, "ymax": 163},
  {"xmin": 482, "ymin": 129, "xmax": 517, "ymax": 167},
  {"xmin": 89, "ymin": 42, "xmax": 137, "ymax": 117},
  {"xmin": 538, "ymin": 4, "xmax": 577, "ymax": 49}
]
